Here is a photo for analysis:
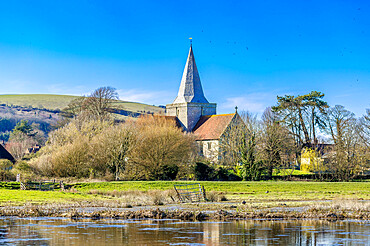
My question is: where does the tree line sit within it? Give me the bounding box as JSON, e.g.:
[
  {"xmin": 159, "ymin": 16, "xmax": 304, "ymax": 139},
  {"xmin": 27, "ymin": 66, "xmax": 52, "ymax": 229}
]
[
  {"xmin": 221, "ymin": 91, "xmax": 370, "ymax": 181},
  {"xmin": 2, "ymin": 87, "xmax": 369, "ymax": 181}
]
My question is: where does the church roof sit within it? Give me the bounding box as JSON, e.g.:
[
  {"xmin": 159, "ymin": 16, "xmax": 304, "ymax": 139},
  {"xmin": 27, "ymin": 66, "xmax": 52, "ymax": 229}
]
[
  {"xmin": 192, "ymin": 113, "xmax": 236, "ymax": 140},
  {"xmin": 172, "ymin": 45, "xmax": 209, "ymax": 104},
  {"xmin": 0, "ymin": 144, "xmax": 15, "ymax": 163}
]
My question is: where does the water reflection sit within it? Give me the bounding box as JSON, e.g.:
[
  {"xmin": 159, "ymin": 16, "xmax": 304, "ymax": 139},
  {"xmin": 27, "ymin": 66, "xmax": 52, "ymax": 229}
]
[{"xmin": 0, "ymin": 217, "xmax": 369, "ymax": 245}]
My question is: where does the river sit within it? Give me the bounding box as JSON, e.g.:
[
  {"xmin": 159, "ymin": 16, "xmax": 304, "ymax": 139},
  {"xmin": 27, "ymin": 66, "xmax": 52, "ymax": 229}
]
[{"xmin": 0, "ymin": 217, "xmax": 369, "ymax": 245}]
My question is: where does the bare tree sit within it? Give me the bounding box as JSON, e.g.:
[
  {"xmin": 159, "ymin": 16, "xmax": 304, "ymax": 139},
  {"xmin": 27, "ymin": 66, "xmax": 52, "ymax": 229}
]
[
  {"xmin": 325, "ymin": 105, "xmax": 364, "ymax": 180},
  {"xmin": 125, "ymin": 116, "xmax": 195, "ymax": 180},
  {"xmin": 65, "ymin": 86, "xmax": 119, "ymax": 121},
  {"xmin": 260, "ymin": 107, "xmax": 297, "ymax": 178}
]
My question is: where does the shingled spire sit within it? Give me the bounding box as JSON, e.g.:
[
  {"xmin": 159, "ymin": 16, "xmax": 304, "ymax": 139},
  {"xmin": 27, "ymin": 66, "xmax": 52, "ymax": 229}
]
[
  {"xmin": 173, "ymin": 45, "xmax": 209, "ymax": 104},
  {"xmin": 166, "ymin": 43, "xmax": 216, "ymax": 132}
]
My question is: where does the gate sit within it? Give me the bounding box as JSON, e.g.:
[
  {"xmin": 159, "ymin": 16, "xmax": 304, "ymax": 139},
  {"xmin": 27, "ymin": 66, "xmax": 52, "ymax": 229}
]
[{"xmin": 174, "ymin": 183, "xmax": 206, "ymax": 203}]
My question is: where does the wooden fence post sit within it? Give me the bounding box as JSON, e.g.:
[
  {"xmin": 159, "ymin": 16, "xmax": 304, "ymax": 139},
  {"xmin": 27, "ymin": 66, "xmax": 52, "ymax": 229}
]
[
  {"xmin": 202, "ymin": 185, "xmax": 207, "ymax": 201},
  {"xmin": 60, "ymin": 181, "xmax": 65, "ymax": 191}
]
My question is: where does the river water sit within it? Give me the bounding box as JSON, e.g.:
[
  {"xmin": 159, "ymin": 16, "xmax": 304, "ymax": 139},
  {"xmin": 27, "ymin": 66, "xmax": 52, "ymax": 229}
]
[{"xmin": 0, "ymin": 217, "xmax": 369, "ymax": 245}]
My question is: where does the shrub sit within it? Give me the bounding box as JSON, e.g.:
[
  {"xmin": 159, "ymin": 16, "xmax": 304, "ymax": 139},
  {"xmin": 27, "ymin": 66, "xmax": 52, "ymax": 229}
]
[
  {"xmin": 214, "ymin": 167, "xmax": 242, "ymax": 181},
  {"xmin": 194, "ymin": 162, "xmax": 242, "ymax": 181},
  {"xmin": 194, "ymin": 162, "xmax": 215, "ymax": 181},
  {"xmin": 10, "ymin": 161, "xmax": 36, "ymax": 182},
  {"xmin": 0, "ymin": 159, "xmax": 14, "ymax": 181},
  {"xmin": 30, "ymin": 116, "xmax": 195, "ymax": 180},
  {"xmin": 124, "ymin": 116, "xmax": 194, "ymax": 180},
  {"xmin": 158, "ymin": 164, "xmax": 179, "ymax": 180},
  {"xmin": 0, "ymin": 159, "xmax": 13, "ymax": 170}
]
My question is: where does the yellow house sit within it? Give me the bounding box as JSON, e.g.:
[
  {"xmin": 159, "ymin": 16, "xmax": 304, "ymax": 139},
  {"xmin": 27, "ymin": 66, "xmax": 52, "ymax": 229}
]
[{"xmin": 300, "ymin": 144, "xmax": 333, "ymax": 172}]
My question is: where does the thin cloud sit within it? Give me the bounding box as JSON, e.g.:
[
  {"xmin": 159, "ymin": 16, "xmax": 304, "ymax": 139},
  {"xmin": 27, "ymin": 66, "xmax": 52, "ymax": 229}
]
[
  {"xmin": 117, "ymin": 89, "xmax": 172, "ymax": 105},
  {"xmin": 220, "ymin": 92, "xmax": 277, "ymax": 115}
]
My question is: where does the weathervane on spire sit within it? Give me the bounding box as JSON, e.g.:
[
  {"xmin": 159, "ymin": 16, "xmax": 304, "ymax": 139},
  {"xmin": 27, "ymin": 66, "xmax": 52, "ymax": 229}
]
[{"xmin": 189, "ymin": 37, "xmax": 192, "ymax": 47}]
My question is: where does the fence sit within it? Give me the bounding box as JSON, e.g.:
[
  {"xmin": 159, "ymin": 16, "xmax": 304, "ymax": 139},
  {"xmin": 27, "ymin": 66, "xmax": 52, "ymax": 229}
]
[
  {"xmin": 173, "ymin": 183, "xmax": 206, "ymax": 203},
  {"xmin": 20, "ymin": 180, "xmax": 65, "ymax": 191}
]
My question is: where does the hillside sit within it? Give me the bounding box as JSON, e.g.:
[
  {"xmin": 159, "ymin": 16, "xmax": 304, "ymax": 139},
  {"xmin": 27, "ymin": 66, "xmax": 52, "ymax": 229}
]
[
  {"xmin": 0, "ymin": 94, "xmax": 164, "ymax": 114},
  {"xmin": 0, "ymin": 94, "xmax": 165, "ymax": 140},
  {"xmin": 0, "ymin": 94, "xmax": 78, "ymax": 110}
]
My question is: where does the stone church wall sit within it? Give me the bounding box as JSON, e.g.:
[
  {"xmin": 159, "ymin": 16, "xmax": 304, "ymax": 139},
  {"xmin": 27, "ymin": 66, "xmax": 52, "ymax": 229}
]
[
  {"xmin": 198, "ymin": 139, "xmax": 220, "ymax": 162},
  {"xmin": 166, "ymin": 102, "xmax": 216, "ymax": 132}
]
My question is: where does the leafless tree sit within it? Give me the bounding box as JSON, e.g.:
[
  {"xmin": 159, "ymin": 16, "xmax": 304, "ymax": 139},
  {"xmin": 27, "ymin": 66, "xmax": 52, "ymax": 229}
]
[
  {"xmin": 324, "ymin": 105, "xmax": 365, "ymax": 180},
  {"xmin": 65, "ymin": 86, "xmax": 119, "ymax": 121},
  {"xmin": 125, "ymin": 115, "xmax": 195, "ymax": 180},
  {"xmin": 260, "ymin": 107, "xmax": 297, "ymax": 178}
]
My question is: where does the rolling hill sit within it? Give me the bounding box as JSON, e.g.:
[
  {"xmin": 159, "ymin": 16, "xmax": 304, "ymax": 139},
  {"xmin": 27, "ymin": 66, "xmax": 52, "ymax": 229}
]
[
  {"xmin": 0, "ymin": 94, "xmax": 164, "ymax": 114},
  {"xmin": 0, "ymin": 94, "xmax": 165, "ymax": 140}
]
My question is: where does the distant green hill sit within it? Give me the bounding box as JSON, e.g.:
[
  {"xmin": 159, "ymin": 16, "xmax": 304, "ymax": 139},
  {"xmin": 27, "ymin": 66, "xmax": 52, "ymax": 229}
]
[
  {"xmin": 0, "ymin": 94, "xmax": 164, "ymax": 114},
  {"xmin": 0, "ymin": 94, "xmax": 77, "ymax": 110}
]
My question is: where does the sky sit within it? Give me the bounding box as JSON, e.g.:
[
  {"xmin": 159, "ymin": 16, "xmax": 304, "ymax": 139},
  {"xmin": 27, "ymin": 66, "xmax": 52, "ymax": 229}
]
[{"xmin": 0, "ymin": 0, "xmax": 369, "ymax": 117}]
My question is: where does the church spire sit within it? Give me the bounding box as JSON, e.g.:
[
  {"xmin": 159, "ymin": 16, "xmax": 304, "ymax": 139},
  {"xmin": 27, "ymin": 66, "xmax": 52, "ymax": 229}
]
[{"xmin": 172, "ymin": 44, "xmax": 209, "ymax": 104}]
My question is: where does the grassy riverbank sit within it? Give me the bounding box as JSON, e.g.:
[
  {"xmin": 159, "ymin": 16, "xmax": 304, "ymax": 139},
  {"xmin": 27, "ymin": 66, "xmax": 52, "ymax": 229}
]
[
  {"xmin": 1, "ymin": 181, "xmax": 369, "ymax": 206},
  {"xmin": 71, "ymin": 181, "xmax": 370, "ymax": 201},
  {"xmin": 1, "ymin": 181, "xmax": 369, "ymax": 220}
]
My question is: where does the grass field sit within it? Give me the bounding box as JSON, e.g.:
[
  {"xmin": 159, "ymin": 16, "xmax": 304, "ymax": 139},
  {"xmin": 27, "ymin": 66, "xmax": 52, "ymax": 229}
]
[
  {"xmin": 0, "ymin": 94, "xmax": 164, "ymax": 114},
  {"xmin": 71, "ymin": 181, "xmax": 370, "ymax": 201},
  {"xmin": 0, "ymin": 94, "xmax": 77, "ymax": 110},
  {"xmin": 1, "ymin": 181, "xmax": 369, "ymax": 206}
]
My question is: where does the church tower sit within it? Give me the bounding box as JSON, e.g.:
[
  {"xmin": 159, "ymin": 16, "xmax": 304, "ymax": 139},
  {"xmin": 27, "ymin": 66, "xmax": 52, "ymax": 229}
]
[{"xmin": 166, "ymin": 45, "xmax": 217, "ymax": 132}]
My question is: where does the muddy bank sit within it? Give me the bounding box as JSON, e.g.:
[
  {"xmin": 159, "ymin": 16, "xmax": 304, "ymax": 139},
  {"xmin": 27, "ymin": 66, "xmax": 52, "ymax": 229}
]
[{"xmin": 0, "ymin": 204, "xmax": 369, "ymax": 221}]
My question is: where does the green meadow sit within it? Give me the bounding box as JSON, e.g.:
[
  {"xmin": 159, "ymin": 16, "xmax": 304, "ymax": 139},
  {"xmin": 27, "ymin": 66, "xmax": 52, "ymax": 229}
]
[
  {"xmin": 0, "ymin": 94, "xmax": 78, "ymax": 110},
  {"xmin": 0, "ymin": 94, "xmax": 164, "ymax": 114},
  {"xmin": 0, "ymin": 181, "xmax": 369, "ymax": 206},
  {"xmin": 71, "ymin": 181, "xmax": 370, "ymax": 201}
]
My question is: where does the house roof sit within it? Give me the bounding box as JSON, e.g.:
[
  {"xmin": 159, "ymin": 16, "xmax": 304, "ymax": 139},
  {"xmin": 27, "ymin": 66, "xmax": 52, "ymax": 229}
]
[
  {"xmin": 172, "ymin": 45, "xmax": 209, "ymax": 104},
  {"xmin": 192, "ymin": 113, "xmax": 236, "ymax": 140},
  {"xmin": 0, "ymin": 144, "xmax": 15, "ymax": 163}
]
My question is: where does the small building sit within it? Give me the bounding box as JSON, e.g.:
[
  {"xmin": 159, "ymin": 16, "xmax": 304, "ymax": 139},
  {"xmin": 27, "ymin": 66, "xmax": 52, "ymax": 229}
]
[
  {"xmin": 0, "ymin": 143, "xmax": 15, "ymax": 163},
  {"xmin": 166, "ymin": 44, "xmax": 245, "ymax": 161},
  {"xmin": 300, "ymin": 144, "xmax": 334, "ymax": 172}
]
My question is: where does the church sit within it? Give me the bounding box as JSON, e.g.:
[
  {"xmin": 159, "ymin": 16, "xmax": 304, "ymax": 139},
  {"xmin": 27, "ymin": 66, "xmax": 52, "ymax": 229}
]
[{"xmin": 166, "ymin": 44, "xmax": 244, "ymax": 161}]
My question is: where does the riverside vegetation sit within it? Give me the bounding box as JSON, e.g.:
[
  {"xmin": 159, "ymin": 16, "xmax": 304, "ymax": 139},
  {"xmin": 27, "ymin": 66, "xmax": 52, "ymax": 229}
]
[
  {"xmin": 1, "ymin": 88, "xmax": 369, "ymax": 182},
  {"xmin": 0, "ymin": 181, "xmax": 369, "ymax": 220},
  {"xmin": 0, "ymin": 88, "xmax": 369, "ymax": 220}
]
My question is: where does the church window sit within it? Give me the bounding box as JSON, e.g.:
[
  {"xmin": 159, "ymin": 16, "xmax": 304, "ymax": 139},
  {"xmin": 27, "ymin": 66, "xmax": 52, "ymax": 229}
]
[{"xmin": 208, "ymin": 142, "xmax": 212, "ymax": 150}]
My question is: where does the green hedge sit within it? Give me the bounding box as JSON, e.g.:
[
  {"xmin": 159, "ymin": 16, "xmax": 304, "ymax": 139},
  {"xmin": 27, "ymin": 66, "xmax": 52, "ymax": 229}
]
[{"xmin": 0, "ymin": 182, "xmax": 20, "ymax": 189}]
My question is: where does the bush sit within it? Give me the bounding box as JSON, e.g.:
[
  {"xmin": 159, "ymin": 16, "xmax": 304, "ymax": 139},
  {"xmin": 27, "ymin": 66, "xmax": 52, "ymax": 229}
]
[
  {"xmin": 30, "ymin": 116, "xmax": 195, "ymax": 180},
  {"xmin": 10, "ymin": 161, "xmax": 36, "ymax": 182},
  {"xmin": 158, "ymin": 164, "xmax": 179, "ymax": 180},
  {"xmin": 194, "ymin": 162, "xmax": 215, "ymax": 181},
  {"xmin": 194, "ymin": 162, "xmax": 241, "ymax": 181},
  {"xmin": 215, "ymin": 167, "xmax": 242, "ymax": 181},
  {"xmin": 0, "ymin": 159, "xmax": 13, "ymax": 170},
  {"xmin": 0, "ymin": 159, "xmax": 14, "ymax": 181},
  {"xmin": 124, "ymin": 116, "xmax": 194, "ymax": 180}
]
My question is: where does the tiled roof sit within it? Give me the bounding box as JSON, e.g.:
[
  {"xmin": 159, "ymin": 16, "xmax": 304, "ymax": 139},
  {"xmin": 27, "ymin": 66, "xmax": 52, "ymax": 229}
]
[
  {"xmin": 192, "ymin": 113, "xmax": 235, "ymax": 140},
  {"xmin": 0, "ymin": 144, "xmax": 15, "ymax": 163}
]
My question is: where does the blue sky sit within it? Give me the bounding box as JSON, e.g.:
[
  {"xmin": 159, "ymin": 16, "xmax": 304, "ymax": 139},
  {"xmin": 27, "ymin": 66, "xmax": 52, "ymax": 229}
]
[{"xmin": 0, "ymin": 0, "xmax": 369, "ymax": 117}]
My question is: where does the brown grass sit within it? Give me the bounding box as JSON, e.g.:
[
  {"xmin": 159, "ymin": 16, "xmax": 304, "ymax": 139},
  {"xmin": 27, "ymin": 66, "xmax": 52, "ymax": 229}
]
[
  {"xmin": 85, "ymin": 189, "xmax": 178, "ymax": 206},
  {"xmin": 308, "ymin": 199, "xmax": 370, "ymax": 212}
]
